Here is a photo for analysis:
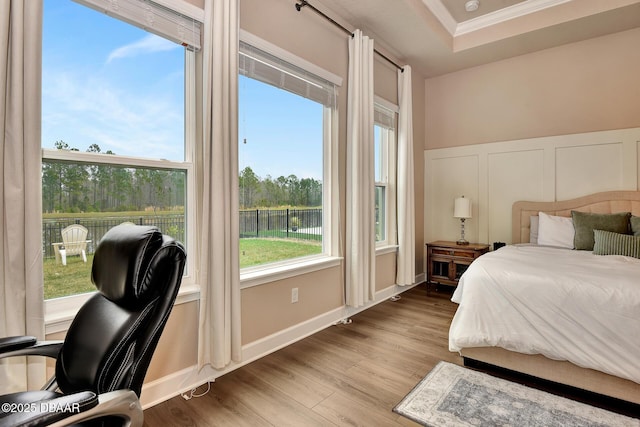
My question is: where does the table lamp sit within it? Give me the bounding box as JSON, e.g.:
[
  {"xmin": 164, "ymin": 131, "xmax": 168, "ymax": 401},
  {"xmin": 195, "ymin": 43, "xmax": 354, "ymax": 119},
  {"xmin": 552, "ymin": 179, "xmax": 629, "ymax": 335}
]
[{"xmin": 454, "ymin": 196, "xmax": 472, "ymax": 245}]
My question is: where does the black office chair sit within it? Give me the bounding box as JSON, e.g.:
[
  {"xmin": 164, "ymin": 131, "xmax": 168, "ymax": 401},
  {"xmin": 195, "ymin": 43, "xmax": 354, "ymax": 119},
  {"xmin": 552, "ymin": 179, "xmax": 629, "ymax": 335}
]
[{"xmin": 0, "ymin": 224, "xmax": 186, "ymax": 427}]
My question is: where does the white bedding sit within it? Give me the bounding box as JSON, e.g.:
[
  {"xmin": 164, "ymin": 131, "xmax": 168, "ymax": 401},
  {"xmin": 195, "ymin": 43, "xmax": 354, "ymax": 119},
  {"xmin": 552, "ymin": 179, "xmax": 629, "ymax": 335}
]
[{"xmin": 449, "ymin": 244, "xmax": 640, "ymax": 384}]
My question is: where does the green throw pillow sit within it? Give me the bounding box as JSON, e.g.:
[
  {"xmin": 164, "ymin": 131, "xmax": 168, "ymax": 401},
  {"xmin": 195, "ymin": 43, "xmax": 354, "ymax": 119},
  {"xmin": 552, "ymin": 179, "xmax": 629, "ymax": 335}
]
[
  {"xmin": 593, "ymin": 229, "xmax": 640, "ymax": 259},
  {"xmin": 571, "ymin": 211, "xmax": 631, "ymax": 251},
  {"xmin": 631, "ymin": 216, "xmax": 640, "ymax": 237}
]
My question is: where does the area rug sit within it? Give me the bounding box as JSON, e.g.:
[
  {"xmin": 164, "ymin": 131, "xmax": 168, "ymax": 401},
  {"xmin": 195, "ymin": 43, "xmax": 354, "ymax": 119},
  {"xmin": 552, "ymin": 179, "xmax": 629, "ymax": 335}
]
[{"xmin": 393, "ymin": 361, "xmax": 639, "ymax": 426}]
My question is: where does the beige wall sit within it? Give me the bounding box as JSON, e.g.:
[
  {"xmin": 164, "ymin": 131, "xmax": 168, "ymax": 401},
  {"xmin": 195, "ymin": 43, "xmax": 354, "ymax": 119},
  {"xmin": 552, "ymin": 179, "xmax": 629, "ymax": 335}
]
[
  {"xmin": 145, "ymin": 302, "xmax": 198, "ymax": 382},
  {"xmin": 375, "ymin": 252, "xmax": 397, "ymax": 292},
  {"xmin": 375, "ymin": 59, "xmax": 399, "ymax": 105},
  {"xmin": 425, "ymin": 27, "xmax": 640, "ymax": 150},
  {"xmin": 241, "ymin": 266, "xmax": 343, "ymax": 344}
]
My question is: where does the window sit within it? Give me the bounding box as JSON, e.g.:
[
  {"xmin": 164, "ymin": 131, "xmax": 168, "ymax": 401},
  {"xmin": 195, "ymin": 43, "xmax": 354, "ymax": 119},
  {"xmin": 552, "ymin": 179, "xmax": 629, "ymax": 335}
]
[
  {"xmin": 42, "ymin": 0, "xmax": 196, "ymax": 303},
  {"xmin": 238, "ymin": 37, "xmax": 338, "ymax": 272},
  {"xmin": 374, "ymin": 101, "xmax": 397, "ymax": 246}
]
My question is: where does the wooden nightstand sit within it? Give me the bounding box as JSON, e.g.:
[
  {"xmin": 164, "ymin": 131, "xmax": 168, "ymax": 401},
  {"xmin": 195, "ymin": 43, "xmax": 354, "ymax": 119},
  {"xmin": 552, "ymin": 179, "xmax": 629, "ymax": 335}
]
[{"xmin": 426, "ymin": 241, "xmax": 489, "ymax": 289}]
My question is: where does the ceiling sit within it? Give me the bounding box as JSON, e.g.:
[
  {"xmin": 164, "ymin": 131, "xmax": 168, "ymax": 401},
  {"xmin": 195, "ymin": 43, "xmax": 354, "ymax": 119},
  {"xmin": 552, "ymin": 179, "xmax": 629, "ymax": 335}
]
[{"xmin": 305, "ymin": 0, "xmax": 640, "ymax": 77}]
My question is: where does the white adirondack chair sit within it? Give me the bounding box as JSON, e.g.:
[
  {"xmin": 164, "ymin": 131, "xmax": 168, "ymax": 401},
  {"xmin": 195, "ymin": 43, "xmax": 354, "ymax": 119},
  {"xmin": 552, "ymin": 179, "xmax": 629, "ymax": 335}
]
[{"xmin": 55, "ymin": 224, "xmax": 91, "ymax": 266}]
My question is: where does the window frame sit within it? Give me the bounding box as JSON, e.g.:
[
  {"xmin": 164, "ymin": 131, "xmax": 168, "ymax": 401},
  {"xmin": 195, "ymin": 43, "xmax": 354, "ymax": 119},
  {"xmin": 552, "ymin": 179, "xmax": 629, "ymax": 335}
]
[
  {"xmin": 74, "ymin": 0, "xmax": 203, "ymax": 50},
  {"xmin": 42, "ymin": 7, "xmax": 197, "ymax": 329},
  {"xmin": 42, "ymin": 150, "xmax": 197, "ymax": 324},
  {"xmin": 374, "ymin": 97, "xmax": 398, "ymax": 249},
  {"xmin": 238, "ymin": 31, "xmax": 342, "ymax": 289}
]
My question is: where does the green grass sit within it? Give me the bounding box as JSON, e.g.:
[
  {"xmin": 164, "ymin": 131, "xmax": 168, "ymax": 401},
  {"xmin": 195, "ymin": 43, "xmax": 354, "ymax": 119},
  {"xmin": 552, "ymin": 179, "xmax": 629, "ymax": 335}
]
[
  {"xmin": 44, "ymin": 238, "xmax": 322, "ymax": 299},
  {"xmin": 239, "ymin": 238, "xmax": 321, "ymax": 268},
  {"xmin": 239, "ymin": 231, "xmax": 322, "ymax": 242},
  {"xmin": 44, "ymin": 255, "xmax": 95, "ymax": 299},
  {"xmin": 43, "ymin": 210, "xmax": 183, "ymax": 220}
]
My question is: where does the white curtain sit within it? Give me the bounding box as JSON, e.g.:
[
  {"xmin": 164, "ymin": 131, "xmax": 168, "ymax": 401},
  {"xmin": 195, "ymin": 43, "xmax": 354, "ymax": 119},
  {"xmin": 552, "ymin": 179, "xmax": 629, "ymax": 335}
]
[
  {"xmin": 196, "ymin": 0, "xmax": 242, "ymax": 370},
  {"xmin": 345, "ymin": 30, "xmax": 375, "ymax": 307},
  {"xmin": 396, "ymin": 65, "xmax": 415, "ymax": 286},
  {"xmin": 0, "ymin": 0, "xmax": 45, "ymax": 392}
]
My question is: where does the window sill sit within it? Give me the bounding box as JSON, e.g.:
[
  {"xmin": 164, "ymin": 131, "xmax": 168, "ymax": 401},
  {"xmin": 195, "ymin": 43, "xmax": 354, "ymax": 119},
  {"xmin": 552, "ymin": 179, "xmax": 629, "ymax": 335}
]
[
  {"xmin": 240, "ymin": 255, "xmax": 342, "ymax": 289},
  {"xmin": 376, "ymin": 245, "xmax": 398, "ymax": 255},
  {"xmin": 44, "ymin": 284, "xmax": 200, "ymax": 335}
]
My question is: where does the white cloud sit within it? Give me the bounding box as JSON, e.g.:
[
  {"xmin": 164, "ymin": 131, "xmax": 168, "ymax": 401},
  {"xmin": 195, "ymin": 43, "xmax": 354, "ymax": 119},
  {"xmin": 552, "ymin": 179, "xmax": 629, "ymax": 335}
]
[
  {"xmin": 42, "ymin": 69, "xmax": 184, "ymax": 161},
  {"xmin": 107, "ymin": 34, "xmax": 178, "ymax": 63}
]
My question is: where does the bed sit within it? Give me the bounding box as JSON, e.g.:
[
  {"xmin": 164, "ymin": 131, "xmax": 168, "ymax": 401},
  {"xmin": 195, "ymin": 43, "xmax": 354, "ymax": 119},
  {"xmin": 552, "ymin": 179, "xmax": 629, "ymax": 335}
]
[{"xmin": 449, "ymin": 190, "xmax": 640, "ymax": 404}]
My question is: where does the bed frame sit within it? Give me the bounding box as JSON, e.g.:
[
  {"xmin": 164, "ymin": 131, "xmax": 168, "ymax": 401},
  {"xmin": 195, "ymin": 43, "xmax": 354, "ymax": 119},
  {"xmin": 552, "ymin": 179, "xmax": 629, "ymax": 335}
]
[{"xmin": 460, "ymin": 190, "xmax": 640, "ymax": 405}]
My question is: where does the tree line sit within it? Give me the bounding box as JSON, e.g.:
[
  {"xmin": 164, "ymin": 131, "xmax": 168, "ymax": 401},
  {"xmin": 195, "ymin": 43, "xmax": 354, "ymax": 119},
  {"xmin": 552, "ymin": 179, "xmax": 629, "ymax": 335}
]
[
  {"xmin": 239, "ymin": 166, "xmax": 322, "ymax": 209},
  {"xmin": 42, "ymin": 142, "xmax": 321, "ymax": 213},
  {"xmin": 43, "ymin": 141, "xmax": 186, "ymax": 213}
]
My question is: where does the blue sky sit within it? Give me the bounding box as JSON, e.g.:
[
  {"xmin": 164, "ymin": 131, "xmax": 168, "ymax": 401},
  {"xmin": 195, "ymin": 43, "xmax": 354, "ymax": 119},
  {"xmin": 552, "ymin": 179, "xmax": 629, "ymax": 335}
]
[
  {"xmin": 42, "ymin": 0, "xmax": 185, "ymax": 161},
  {"xmin": 43, "ymin": 0, "xmax": 323, "ymax": 180},
  {"xmin": 238, "ymin": 76, "xmax": 323, "ymax": 180}
]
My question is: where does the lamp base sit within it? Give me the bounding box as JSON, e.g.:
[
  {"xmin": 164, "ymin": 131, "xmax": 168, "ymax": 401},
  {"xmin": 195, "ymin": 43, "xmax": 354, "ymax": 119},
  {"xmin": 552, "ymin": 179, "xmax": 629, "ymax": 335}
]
[{"xmin": 457, "ymin": 218, "xmax": 469, "ymax": 245}]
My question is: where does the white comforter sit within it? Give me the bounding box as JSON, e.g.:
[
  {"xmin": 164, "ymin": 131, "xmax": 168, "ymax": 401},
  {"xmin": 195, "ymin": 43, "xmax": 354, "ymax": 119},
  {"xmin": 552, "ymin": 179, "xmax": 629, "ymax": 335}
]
[{"xmin": 449, "ymin": 244, "xmax": 640, "ymax": 384}]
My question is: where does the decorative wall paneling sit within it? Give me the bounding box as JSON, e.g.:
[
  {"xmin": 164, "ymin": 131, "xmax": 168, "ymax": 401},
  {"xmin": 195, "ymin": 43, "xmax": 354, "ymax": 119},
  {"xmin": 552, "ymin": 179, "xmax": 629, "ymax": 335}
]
[{"xmin": 424, "ymin": 127, "xmax": 640, "ymax": 246}]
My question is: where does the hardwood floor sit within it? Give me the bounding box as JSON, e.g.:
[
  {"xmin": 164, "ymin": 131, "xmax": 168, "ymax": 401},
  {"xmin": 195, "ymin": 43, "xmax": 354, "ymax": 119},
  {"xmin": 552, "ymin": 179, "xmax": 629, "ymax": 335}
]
[{"xmin": 143, "ymin": 285, "xmax": 460, "ymax": 426}]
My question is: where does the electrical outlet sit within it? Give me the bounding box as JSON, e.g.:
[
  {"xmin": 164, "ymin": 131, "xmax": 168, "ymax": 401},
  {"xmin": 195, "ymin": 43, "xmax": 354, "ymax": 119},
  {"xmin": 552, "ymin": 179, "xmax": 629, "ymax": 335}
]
[{"xmin": 291, "ymin": 287, "xmax": 299, "ymax": 303}]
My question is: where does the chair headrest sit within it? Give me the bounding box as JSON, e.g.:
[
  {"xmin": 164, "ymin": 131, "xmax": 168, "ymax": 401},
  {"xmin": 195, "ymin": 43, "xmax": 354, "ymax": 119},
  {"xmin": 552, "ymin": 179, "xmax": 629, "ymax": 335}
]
[{"xmin": 91, "ymin": 224, "xmax": 164, "ymax": 306}]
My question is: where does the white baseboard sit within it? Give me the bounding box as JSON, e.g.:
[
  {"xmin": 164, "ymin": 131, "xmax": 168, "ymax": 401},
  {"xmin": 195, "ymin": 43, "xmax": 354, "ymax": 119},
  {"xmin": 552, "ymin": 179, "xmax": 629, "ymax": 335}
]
[
  {"xmin": 140, "ymin": 281, "xmax": 423, "ymax": 409},
  {"xmin": 141, "ymin": 366, "xmax": 198, "ymax": 408}
]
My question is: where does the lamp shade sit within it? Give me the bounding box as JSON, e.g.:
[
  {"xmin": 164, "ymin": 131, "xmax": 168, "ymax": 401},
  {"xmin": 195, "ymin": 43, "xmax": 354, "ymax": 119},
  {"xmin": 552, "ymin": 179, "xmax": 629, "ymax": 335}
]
[{"xmin": 454, "ymin": 196, "xmax": 472, "ymax": 219}]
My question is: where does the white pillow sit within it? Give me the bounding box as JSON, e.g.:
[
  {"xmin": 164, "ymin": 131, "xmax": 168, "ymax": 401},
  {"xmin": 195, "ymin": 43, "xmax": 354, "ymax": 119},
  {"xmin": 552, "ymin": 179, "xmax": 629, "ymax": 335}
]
[
  {"xmin": 529, "ymin": 215, "xmax": 539, "ymax": 244},
  {"xmin": 537, "ymin": 211, "xmax": 574, "ymax": 249}
]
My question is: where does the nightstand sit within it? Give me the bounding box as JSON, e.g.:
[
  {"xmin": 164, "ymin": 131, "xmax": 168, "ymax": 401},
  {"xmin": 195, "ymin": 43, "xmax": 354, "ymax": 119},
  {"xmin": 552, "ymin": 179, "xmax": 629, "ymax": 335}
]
[{"xmin": 426, "ymin": 241, "xmax": 489, "ymax": 289}]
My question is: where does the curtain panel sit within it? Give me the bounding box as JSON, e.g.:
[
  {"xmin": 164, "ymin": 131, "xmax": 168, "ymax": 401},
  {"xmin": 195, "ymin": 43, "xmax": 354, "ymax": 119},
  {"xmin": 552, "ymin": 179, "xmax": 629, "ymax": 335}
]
[
  {"xmin": 396, "ymin": 65, "xmax": 415, "ymax": 286},
  {"xmin": 0, "ymin": 0, "xmax": 45, "ymax": 393},
  {"xmin": 345, "ymin": 30, "xmax": 375, "ymax": 307},
  {"xmin": 196, "ymin": 0, "xmax": 242, "ymax": 370}
]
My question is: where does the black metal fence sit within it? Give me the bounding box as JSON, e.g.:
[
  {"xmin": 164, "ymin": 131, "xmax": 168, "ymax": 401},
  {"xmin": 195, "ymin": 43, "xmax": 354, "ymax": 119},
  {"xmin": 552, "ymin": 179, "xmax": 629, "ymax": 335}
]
[
  {"xmin": 239, "ymin": 208, "xmax": 322, "ymax": 240},
  {"xmin": 42, "ymin": 215, "xmax": 185, "ymax": 259},
  {"xmin": 42, "ymin": 208, "xmax": 322, "ymax": 259}
]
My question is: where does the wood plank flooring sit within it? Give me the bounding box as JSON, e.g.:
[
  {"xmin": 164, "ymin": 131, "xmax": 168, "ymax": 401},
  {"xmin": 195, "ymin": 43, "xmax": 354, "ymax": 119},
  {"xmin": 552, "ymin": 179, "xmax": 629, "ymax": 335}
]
[
  {"xmin": 143, "ymin": 285, "xmax": 459, "ymax": 426},
  {"xmin": 142, "ymin": 285, "xmax": 640, "ymax": 425}
]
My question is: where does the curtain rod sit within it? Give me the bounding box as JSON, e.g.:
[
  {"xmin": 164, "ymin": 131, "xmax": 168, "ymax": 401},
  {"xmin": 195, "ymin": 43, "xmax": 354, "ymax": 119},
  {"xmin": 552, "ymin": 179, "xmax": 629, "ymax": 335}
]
[{"xmin": 295, "ymin": 0, "xmax": 404, "ymax": 72}]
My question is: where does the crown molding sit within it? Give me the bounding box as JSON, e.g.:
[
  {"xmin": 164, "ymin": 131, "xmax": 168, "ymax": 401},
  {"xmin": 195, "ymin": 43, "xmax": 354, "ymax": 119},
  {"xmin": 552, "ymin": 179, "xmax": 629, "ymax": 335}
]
[
  {"xmin": 455, "ymin": 0, "xmax": 571, "ymax": 36},
  {"xmin": 421, "ymin": 0, "xmax": 458, "ymax": 35},
  {"xmin": 422, "ymin": 0, "xmax": 571, "ymax": 37}
]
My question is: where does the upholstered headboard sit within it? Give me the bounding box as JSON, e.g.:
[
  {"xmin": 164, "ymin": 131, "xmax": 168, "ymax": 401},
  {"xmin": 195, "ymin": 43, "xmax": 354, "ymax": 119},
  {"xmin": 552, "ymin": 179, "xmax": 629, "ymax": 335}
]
[{"xmin": 512, "ymin": 191, "xmax": 640, "ymax": 244}]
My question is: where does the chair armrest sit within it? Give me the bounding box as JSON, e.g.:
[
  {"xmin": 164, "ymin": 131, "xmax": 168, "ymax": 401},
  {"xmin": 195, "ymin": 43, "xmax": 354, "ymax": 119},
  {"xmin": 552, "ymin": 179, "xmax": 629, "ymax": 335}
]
[
  {"xmin": 48, "ymin": 390, "xmax": 142, "ymax": 427},
  {"xmin": 0, "ymin": 336, "xmax": 37, "ymax": 353},
  {"xmin": 0, "ymin": 391, "xmax": 98, "ymax": 427},
  {"xmin": 0, "ymin": 337, "xmax": 63, "ymax": 360}
]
